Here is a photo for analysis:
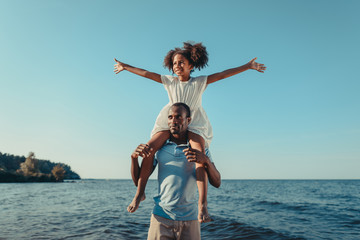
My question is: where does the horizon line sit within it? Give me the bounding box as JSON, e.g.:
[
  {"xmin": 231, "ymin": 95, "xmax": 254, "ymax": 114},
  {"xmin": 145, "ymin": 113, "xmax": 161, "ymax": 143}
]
[{"xmin": 76, "ymin": 178, "xmax": 360, "ymax": 181}]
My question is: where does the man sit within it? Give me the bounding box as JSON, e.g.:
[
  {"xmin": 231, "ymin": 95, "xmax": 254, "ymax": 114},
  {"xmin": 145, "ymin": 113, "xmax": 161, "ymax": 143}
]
[{"xmin": 129, "ymin": 102, "xmax": 221, "ymax": 240}]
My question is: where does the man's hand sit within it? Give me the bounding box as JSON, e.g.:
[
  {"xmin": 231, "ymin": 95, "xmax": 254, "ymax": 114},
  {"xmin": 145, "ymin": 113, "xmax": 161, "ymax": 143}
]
[
  {"xmin": 131, "ymin": 144, "xmax": 153, "ymax": 159},
  {"xmin": 183, "ymin": 148, "xmax": 209, "ymax": 166}
]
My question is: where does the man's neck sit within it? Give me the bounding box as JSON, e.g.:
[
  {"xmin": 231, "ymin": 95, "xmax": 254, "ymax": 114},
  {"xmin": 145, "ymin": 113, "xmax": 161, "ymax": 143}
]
[{"xmin": 169, "ymin": 132, "xmax": 188, "ymax": 145}]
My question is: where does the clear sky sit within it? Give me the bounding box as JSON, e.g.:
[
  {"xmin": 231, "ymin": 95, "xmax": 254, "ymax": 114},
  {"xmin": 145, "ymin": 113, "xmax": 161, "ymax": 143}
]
[{"xmin": 1, "ymin": 0, "xmax": 359, "ymax": 179}]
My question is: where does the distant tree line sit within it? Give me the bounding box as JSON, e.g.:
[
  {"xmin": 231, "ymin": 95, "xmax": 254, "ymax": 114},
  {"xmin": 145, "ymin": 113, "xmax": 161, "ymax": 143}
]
[{"xmin": 0, "ymin": 151, "xmax": 80, "ymax": 183}]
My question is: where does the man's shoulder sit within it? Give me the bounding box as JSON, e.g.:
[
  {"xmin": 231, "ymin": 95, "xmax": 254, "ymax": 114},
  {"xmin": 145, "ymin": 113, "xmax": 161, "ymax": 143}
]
[
  {"xmin": 162, "ymin": 139, "xmax": 189, "ymax": 147},
  {"xmin": 205, "ymin": 148, "xmax": 213, "ymax": 162},
  {"xmin": 156, "ymin": 140, "xmax": 189, "ymax": 158},
  {"xmin": 156, "ymin": 140, "xmax": 176, "ymax": 156}
]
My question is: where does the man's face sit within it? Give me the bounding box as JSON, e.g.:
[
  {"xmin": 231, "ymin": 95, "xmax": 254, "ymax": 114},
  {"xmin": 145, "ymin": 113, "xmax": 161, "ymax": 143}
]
[{"xmin": 168, "ymin": 106, "xmax": 190, "ymax": 135}]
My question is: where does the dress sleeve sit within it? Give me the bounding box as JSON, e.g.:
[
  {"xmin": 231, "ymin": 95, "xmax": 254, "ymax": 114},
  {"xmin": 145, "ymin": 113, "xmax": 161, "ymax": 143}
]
[
  {"xmin": 161, "ymin": 75, "xmax": 173, "ymax": 86},
  {"xmin": 161, "ymin": 75, "xmax": 175, "ymax": 94},
  {"xmin": 194, "ymin": 75, "xmax": 208, "ymax": 93}
]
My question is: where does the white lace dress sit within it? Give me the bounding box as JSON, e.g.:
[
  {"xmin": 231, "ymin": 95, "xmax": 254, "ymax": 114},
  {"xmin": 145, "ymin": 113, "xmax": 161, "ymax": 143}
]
[{"xmin": 150, "ymin": 75, "xmax": 213, "ymax": 148}]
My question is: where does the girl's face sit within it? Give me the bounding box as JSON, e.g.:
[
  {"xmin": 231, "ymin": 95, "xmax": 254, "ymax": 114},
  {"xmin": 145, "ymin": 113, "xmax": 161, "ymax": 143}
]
[{"xmin": 172, "ymin": 54, "xmax": 193, "ymax": 79}]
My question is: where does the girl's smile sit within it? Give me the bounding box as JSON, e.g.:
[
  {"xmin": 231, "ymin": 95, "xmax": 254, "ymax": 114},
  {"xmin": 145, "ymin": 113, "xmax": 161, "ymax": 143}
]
[{"xmin": 172, "ymin": 54, "xmax": 193, "ymax": 81}]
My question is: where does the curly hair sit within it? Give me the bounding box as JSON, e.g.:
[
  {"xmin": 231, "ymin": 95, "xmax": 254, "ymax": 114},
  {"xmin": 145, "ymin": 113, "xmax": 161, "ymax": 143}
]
[{"xmin": 163, "ymin": 42, "xmax": 209, "ymax": 73}]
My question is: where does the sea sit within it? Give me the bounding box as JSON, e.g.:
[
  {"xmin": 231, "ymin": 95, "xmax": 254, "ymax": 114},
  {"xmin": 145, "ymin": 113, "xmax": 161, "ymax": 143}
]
[{"xmin": 0, "ymin": 179, "xmax": 359, "ymax": 240}]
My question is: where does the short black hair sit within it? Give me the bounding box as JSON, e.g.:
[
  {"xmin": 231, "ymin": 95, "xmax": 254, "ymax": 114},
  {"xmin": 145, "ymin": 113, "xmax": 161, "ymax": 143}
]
[{"xmin": 172, "ymin": 102, "xmax": 191, "ymax": 117}]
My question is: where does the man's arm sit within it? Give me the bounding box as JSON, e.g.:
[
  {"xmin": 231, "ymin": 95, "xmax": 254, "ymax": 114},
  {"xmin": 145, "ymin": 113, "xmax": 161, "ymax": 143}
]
[
  {"xmin": 204, "ymin": 161, "xmax": 221, "ymax": 188},
  {"xmin": 183, "ymin": 148, "xmax": 221, "ymax": 188}
]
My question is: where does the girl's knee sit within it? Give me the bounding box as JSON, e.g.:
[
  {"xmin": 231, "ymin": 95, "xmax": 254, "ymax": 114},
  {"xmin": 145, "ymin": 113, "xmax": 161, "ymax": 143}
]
[
  {"xmin": 188, "ymin": 132, "xmax": 205, "ymax": 153},
  {"xmin": 147, "ymin": 130, "xmax": 170, "ymax": 151}
]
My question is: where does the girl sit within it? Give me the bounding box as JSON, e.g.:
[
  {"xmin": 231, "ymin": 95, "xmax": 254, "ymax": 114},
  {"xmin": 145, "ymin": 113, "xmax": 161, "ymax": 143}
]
[{"xmin": 114, "ymin": 42, "xmax": 266, "ymax": 223}]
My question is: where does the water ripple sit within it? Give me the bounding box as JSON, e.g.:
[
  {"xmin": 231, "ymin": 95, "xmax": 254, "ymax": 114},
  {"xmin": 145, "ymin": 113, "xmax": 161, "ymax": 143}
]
[{"xmin": 1, "ymin": 180, "xmax": 359, "ymax": 239}]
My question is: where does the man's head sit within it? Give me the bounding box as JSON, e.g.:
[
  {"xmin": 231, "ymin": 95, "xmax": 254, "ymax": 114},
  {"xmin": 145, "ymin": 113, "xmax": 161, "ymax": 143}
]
[{"xmin": 168, "ymin": 103, "xmax": 191, "ymax": 137}]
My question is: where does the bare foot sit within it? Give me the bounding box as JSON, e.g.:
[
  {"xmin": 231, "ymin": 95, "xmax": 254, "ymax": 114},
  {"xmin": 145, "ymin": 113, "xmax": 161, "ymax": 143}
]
[
  {"xmin": 198, "ymin": 204, "xmax": 212, "ymax": 223},
  {"xmin": 141, "ymin": 193, "xmax": 146, "ymax": 202},
  {"xmin": 127, "ymin": 194, "xmax": 143, "ymax": 213}
]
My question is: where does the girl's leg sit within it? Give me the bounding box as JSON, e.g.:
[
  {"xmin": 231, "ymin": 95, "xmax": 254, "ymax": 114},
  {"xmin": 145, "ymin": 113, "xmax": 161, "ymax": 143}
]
[
  {"xmin": 127, "ymin": 130, "xmax": 170, "ymax": 213},
  {"xmin": 188, "ymin": 131, "xmax": 211, "ymax": 223},
  {"xmin": 130, "ymin": 145, "xmax": 146, "ymax": 202},
  {"xmin": 131, "ymin": 153, "xmax": 140, "ymax": 187}
]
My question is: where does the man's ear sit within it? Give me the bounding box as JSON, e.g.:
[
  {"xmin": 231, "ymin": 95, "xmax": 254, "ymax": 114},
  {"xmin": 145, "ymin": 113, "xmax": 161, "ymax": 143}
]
[{"xmin": 187, "ymin": 117, "xmax": 191, "ymax": 124}]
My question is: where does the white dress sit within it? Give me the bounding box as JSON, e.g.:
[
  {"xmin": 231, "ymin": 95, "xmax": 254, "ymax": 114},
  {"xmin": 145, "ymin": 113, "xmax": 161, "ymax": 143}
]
[{"xmin": 151, "ymin": 75, "xmax": 213, "ymax": 148}]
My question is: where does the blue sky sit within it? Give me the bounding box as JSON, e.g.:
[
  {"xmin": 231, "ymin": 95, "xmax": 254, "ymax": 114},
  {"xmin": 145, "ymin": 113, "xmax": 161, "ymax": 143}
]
[{"xmin": 1, "ymin": 0, "xmax": 359, "ymax": 179}]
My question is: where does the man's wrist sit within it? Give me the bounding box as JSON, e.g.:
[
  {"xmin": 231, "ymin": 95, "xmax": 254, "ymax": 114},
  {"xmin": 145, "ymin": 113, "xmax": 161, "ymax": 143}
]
[{"xmin": 203, "ymin": 155, "xmax": 210, "ymax": 167}]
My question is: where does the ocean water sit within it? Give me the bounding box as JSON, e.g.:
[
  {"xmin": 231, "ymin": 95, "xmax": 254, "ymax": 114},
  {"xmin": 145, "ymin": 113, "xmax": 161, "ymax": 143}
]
[{"xmin": 0, "ymin": 180, "xmax": 359, "ymax": 240}]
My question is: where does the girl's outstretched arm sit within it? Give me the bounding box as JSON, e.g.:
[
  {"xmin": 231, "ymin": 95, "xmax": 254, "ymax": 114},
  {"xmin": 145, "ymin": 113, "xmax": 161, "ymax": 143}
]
[
  {"xmin": 207, "ymin": 57, "xmax": 266, "ymax": 84},
  {"xmin": 114, "ymin": 58, "xmax": 162, "ymax": 83}
]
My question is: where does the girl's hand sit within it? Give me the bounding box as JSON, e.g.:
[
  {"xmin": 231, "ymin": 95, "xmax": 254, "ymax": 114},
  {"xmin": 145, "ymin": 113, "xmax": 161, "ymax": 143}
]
[
  {"xmin": 183, "ymin": 148, "xmax": 209, "ymax": 165},
  {"xmin": 248, "ymin": 57, "xmax": 266, "ymax": 73},
  {"xmin": 131, "ymin": 144, "xmax": 153, "ymax": 159},
  {"xmin": 114, "ymin": 58, "xmax": 125, "ymax": 74}
]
